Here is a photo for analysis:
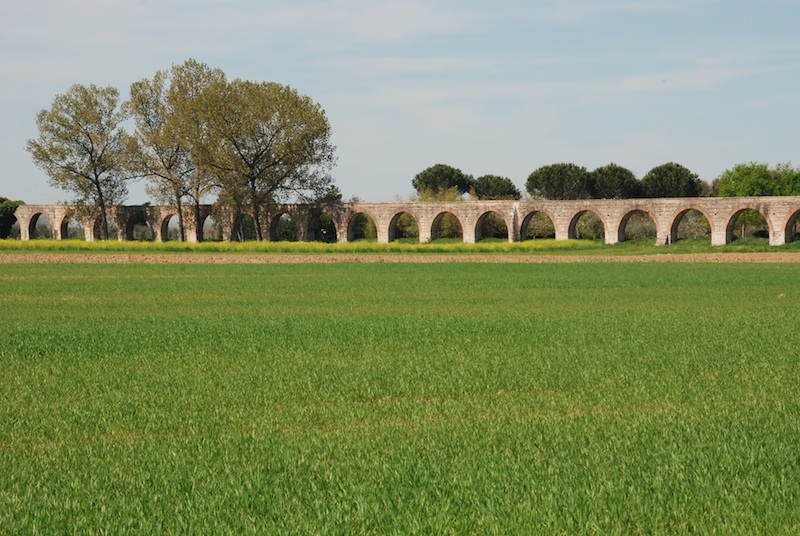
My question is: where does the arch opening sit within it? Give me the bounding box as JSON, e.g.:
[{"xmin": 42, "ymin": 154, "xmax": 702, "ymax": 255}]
[
  {"xmin": 431, "ymin": 212, "xmax": 463, "ymax": 241},
  {"xmin": 2, "ymin": 214, "xmax": 20, "ymax": 239},
  {"xmin": 347, "ymin": 213, "xmax": 377, "ymax": 242},
  {"xmin": 476, "ymin": 211, "xmax": 508, "ymax": 242},
  {"xmin": 569, "ymin": 211, "xmax": 604, "ymax": 240},
  {"xmin": 125, "ymin": 212, "xmax": 154, "ymax": 241},
  {"xmin": 160, "ymin": 214, "xmax": 182, "ymax": 241},
  {"xmin": 200, "ymin": 215, "xmax": 223, "ymax": 242},
  {"xmin": 61, "ymin": 215, "xmax": 85, "ymax": 240},
  {"xmin": 785, "ymin": 210, "xmax": 800, "ymax": 244},
  {"xmin": 671, "ymin": 209, "xmax": 711, "ymax": 244},
  {"xmin": 620, "ymin": 210, "xmax": 656, "ymax": 244},
  {"xmin": 311, "ymin": 213, "xmax": 337, "ymax": 242},
  {"xmin": 269, "ymin": 213, "xmax": 298, "ymax": 242},
  {"xmin": 93, "ymin": 214, "xmax": 118, "ymax": 241},
  {"xmin": 727, "ymin": 208, "xmax": 768, "ymax": 244},
  {"xmin": 231, "ymin": 214, "xmax": 257, "ymax": 241},
  {"xmin": 521, "ymin": 211, "xmax": 555, "ymax": 240},
  {"xmin": 29, "ymin": 213, "xmax": 53, "ymax": 239},
  {"xmin": 388, "ymin": 212, "xmax": 419, "ymax": 243}
]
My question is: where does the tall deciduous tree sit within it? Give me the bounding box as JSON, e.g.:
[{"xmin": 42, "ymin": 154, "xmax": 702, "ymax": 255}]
[
  {"xmin": 412, "ymin": 164, "xmax": 475, "ymax": 197},
  {"xmin": 127, "ymin": 59, "xmax": 225, "ymax": 241},
  {"xmin": 201, "ymin": 79, "xmax": 337, "ymax": 241},
  {"xmin": 640, "ymin": 162, "xmax": 702, "ymax": 198},
  {"xmin": 26, "ymin": 84, "xmax": 131, "ymax": 239},
  {"xmin": 591, "ymin": 163, "xmax": 641, "ymax": 199},
  {"xmin": 525, "ymin": 163, "xmax": 592, "ymax": 200},
  {"xmin": 473, "ymin": 175, "xmax": 521, "ymax": 200}
]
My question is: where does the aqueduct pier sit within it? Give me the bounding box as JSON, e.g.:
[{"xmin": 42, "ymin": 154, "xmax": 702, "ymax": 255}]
[{"xmin": 13, "ymin": 196, "xmax": 800, "ymax": 246}]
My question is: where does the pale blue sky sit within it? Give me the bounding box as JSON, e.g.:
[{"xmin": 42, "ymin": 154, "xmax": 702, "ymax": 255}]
[{"xmin": 2, "ymin": 0, "xmax": 798, "ymax": 204}]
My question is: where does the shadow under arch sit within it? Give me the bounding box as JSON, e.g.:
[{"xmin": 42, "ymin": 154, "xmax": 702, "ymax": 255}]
[
  {"xmin": 726, "ymin": 207, "xmax": 769, "ymax": 244},
  {"xmin": 475, "ymin": 210, "xmax": 509, "ymax": 241},
  {"xmin": 309, "ymin": 212, "xmax": 337, "ymax": 242},
  {"xmin": 347, "ymin": 212, "xmax": 377, "ymax": 241},
  {"xmin": 568, "ymin": 209, "xmax": 605, "ymax": 240},
  {"xmin": 269, "ymin": 212, "xmax": 298, "ymax": 242},
  {"xmin": 124, "ymin": 211, "xmax": 154, "ymax": 241},
  {"xmin": 60, "ymin": 213, "xmax": 85, "ymax": 240},
  {"xmin": 388, "ymin": 211, "xmax": 419, "ymax": 243},
  {"xmin": 520, "ymin": 210, "xmax": 555, "ymax": 240},
  {"xmin": 618, "ymin": 209, "xmax": 657, "ymax": 244},
  {"xmin": 669, "ymin": 207, "xmax": 713, "ymax": 244},
  {"xmin": 431, "ymin": 211, "xmax": 463, "ymax": 240},
  {"xmin": 159, "ymin": 213, "xmax": 182, "ymax": 241},
  {"xmin": 783, "ymin": 208, "xmax": 800, "ymax": 244},
  {"xmin": 29, "ymin": 212, "xmax": 53, "ymax": 239}
]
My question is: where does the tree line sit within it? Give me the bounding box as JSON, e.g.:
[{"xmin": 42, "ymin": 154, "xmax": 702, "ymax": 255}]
[
  {"xmin": 411, "ymin": 161, "xmax": 800, "ymax": 201},
  {"xmin": 25, "ymin": 59, "xmax": 337, "ymax": 240}
]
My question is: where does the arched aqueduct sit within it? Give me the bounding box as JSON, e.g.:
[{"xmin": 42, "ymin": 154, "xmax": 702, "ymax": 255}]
[{"xmin": 13, "ymin": 196, "xmax": 800, "ymax": 246}]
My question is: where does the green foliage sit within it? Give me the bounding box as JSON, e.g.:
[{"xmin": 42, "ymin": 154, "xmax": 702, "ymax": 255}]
[
  {"xmin": 715, "ymin": 161, "xmax": 800, "ymax": 196},
  {"xmin": 412, "ymin": 164, "xmax": 475, "ymax": 196},
  {"xmin": 526, "ymin": 163, "xmax": 592, "ymax": 199},
  {"xmin": 591, "ymin": 163, "xmax": 641, "ymax": 199},
  {"xmin": 26, "ymin": 84, "xmax": 131, "ymax": 240},
  {"xmin": 0, "ymin": 198, "xmax": 23, "ymax": 239},
  {"xmin": 2, "ymin": 263, "xmax": 800, "ymax": 532},
  {"xmin": 640, "ymin": 162, "xmax": 703, "ymax": 198},
  {"xmin": 127, "ymin": 59, "xmax": 226, "ymax": 242},
  {"xmin": 473, "ymin": 174, "xmax": 521, "ymax": 200},
  {"xmin": 202, "ymin": 79, "xmax": 337, "ymax": 241}
]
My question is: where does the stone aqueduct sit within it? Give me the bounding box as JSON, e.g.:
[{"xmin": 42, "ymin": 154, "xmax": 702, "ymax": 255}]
[{"xmin": 13, "ymin": 196, "xmax": 800, "ymax": 246}]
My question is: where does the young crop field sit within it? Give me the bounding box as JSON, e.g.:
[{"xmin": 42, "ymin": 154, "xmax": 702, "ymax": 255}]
[{"xmin": 1, "ymin": 261, "xmax": 799, "ymax": 533}]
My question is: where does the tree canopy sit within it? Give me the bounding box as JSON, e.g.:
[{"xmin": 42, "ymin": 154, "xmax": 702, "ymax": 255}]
[
  {"xmin": 412, "ymin": 164, "xmax": 475, "ymax": 196},
  {"xmin": 591, "ymin": 163, "xmax": 641, "ymax": 199},
  {"xmin": 200, "ymin": 79, "xmax": 337, "ymax": 241},
  {"xmin": 473, "ymin": 175, "xmax": 521, "ymax": 200},
  {"xmin": 26, "ymin": 84, "xmax": 131, "ymax": 239},
  {"xmin": 127, "ymin": 59, "xmax": 225, "ymax": 241},
  {"xmin": 640, "ymin": 162, "xmax": 703, "ymax": 198},
  {"xmin": 714, "ymin": 161, "xmax": 800, "ymax": 197},
  {"xmin": 525, "ymin": 163, "xmax": 592, "ymax": 200}
]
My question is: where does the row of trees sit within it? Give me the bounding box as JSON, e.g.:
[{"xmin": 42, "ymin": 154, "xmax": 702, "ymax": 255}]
[
  {"xmin": 412, "ymin": 162, "xmax": 800, "ymax": 201},
  {"xmin": 26, "ymin": 59, "xmax": 337, "ymax": 240}
]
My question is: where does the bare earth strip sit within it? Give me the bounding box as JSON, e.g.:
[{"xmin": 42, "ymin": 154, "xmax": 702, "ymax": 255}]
[{"xmin": 1, "ymin": 252, "xmax": 799, "ymax": 264}]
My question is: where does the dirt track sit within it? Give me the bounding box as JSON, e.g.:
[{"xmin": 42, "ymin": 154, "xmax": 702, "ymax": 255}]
[{"xmin": 1, "ymin": 252, "xmax": 799, "ymax": 264}]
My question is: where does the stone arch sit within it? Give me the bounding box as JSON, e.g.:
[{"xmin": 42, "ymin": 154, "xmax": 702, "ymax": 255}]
[
  {"xmin": 347, "ymin": 212, "xmax": 378, "ymax": 242},
  {"xmin": 159, "ymin": 213, "xmax": 181, "ymax": 241},
  {"xmin": 568, "ymin": 209, "xmax": 606, "ymax": 240},
  {"xmin": 725, "ymin": 206, "xmax": 770, "ymax": 244},
  {"xmin": 28, "ymin": 212, "xmax": 53, "ymax": 239},
  {"xmin": 475, "ymin": 210, "xmax": 510, "ymax": 242},
  {"xmin": 2, "ymin": 212, "xmax": 20, "ymax": 239},
  {"xmin": 617, "ymin": 209, "xmax": 657, "ymax": 243},
  {"xmin": 388, "ymin": 211, "xmax": 420, "ymax": 242},
  {"xmin": 200, "ymin": 214, "xmax": 223, "ymax": 241},
  {"xmin": 124, "ymin": 210, "xmax": 154, "ymax": 241},
  {"xmin": 782, "ymin": 208, "xmax": 800, "ymax": 244},
  {"xmin": 269, "ymin": 212, "xmax": 298, "ymax": 241},
  {"xmin": 308, "ymin": 212, "xmax": 337, "ymax": 242},
  {"xmin": 520, "ymin": 210, "xmax": 556, "ymax": 240},
  {"xmin": 60, "ymin": 213, "xmax": 85, "ymax": 240},
  {"xmin": 669, "ymin": 207, "xmax": 713, "ymax": 244},
  {"xmin": 431, "ymin": 211, "xmax": 464, "ymax": 240}
]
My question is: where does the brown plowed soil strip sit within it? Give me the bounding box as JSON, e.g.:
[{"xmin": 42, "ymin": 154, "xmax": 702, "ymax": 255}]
[{"xmin": 1, "ymin": 253, "xmax": 799, "ymax": 264}]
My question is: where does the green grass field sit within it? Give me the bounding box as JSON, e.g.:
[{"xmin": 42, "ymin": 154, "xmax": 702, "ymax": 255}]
[{"xmin": 1, "ymin": 262, "xmax": 799, "ymax": 533}]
